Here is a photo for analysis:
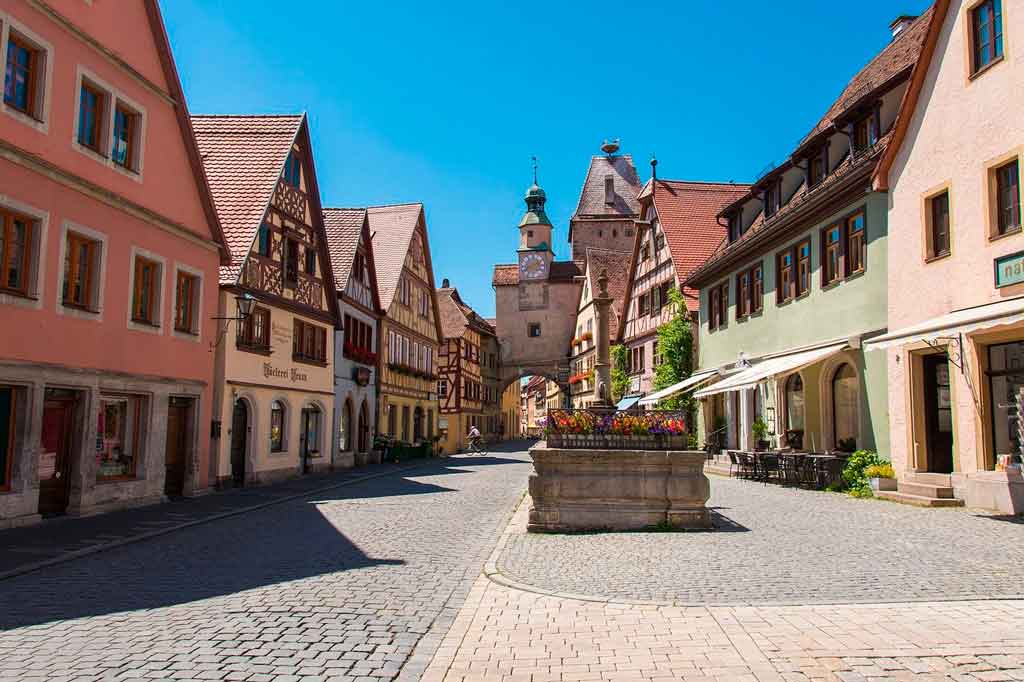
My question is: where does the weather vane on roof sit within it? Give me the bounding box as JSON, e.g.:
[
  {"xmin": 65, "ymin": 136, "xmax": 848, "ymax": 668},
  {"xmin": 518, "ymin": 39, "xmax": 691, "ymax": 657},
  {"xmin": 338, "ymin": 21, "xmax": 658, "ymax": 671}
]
[{"xmin": 531, "ymin": 155, "xmax": 538, "ymax": 184}]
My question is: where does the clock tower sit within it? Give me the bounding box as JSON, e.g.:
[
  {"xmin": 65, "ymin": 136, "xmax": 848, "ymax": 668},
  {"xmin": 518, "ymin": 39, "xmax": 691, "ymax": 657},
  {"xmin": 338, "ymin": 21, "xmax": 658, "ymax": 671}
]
[{"xmin": 517, "ymin": 182, "xmax": 554, "ymax": 281}]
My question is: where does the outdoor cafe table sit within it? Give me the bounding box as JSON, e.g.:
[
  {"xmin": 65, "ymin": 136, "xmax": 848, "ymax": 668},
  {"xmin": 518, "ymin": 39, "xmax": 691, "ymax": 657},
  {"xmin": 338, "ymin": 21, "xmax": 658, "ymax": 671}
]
[{"xmin": 744, "ymin": 451, "xmax": 847, "ymax": 489}]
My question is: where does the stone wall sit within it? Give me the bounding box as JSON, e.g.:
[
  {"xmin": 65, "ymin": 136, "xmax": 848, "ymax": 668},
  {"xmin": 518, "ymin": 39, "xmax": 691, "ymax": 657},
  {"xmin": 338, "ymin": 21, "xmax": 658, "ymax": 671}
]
[{"xmin": 527, "ymin": 447, "xmax": 710, "ymax": 532}]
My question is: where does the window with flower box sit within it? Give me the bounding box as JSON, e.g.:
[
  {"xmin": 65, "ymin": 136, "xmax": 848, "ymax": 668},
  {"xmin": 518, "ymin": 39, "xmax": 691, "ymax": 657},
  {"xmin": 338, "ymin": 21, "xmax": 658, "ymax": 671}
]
[{"xmin": 343, "ymin": 314, "xmax": 376, "ymax": 365}]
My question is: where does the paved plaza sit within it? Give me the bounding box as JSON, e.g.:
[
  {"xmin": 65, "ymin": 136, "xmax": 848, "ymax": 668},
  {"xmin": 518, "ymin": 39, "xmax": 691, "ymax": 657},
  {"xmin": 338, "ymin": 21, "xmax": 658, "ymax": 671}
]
[
  {"xmin": 499, "ymin": 476, "xmax": 1024, "ymax": 605},
  {"xmin": 4, "ymin": 447, "xmax": 1024, "ymax": 681}
]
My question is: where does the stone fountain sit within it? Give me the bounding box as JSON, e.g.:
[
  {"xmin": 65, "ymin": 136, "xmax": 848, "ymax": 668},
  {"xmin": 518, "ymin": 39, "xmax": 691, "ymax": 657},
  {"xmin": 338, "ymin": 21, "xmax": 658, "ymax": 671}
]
[{"xmin": 527, "ymin": 270, "xmax": 711, "ymax": 532}]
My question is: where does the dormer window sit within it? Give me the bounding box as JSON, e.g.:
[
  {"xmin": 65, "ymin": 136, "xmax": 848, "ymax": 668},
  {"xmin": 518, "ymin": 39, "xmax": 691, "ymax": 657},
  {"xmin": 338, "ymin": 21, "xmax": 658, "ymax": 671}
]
[
  {"xmin": 283, "ymin": 150, "xmax": 301, "ymax": 188},
  {"xmin": 604, "ymin": 176, "xmax": 614, "ymax": 205},
  {"xmin": 808, "ymin": 146, "xmax": 828, "ymax": 187},
  {"xmin": 852, "ymin": 108, "xmax": 881, "ymax": 154},
  {"xmin": 764, "ymin": 179, "xmax": 783, "ymax": 219},
  {"xmin": 727, "ymin": 211, "xmax": 742, "ymax": 242}
]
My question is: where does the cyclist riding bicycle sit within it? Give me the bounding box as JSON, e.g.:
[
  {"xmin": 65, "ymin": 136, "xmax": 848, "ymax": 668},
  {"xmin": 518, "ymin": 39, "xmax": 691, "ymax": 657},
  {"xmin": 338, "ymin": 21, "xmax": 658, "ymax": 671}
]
[{"xmin": 467, "ymin": 425, "xmax": 484, "ymax": 453}]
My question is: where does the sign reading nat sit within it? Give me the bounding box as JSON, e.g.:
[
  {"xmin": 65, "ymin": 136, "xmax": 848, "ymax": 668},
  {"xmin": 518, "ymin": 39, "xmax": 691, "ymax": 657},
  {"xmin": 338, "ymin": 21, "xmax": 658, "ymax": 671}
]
[{"xmin": 995, "ymin": 251, "xmax": 1024, "ymax": 289}]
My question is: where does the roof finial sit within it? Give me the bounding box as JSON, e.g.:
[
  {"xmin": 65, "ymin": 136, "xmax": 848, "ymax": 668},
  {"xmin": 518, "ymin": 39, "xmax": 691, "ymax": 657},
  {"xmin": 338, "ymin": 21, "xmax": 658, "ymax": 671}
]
[{"xmin": 531, "ymin": 155, "xmax": 538, "ymax": 185}]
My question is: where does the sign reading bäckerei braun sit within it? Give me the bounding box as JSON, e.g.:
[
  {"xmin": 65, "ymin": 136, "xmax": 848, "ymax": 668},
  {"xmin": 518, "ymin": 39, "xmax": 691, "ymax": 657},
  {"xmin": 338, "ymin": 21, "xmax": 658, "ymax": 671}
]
[{"xmin": 995, "ymin": 251, "xmax": 1024, "ymax": 288}]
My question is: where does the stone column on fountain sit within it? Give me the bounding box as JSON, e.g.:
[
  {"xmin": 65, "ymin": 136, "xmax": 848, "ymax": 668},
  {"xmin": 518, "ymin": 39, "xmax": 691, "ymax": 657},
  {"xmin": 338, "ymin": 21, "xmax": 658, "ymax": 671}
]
[{"xmin": 593, "ymin": 269, "xmax": 613, "ymax": 408}]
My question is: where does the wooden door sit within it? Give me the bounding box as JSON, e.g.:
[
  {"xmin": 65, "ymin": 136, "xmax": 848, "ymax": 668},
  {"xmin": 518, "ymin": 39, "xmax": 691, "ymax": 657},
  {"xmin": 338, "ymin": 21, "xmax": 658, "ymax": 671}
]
[
  {"xmin": 38, "ymin": 396, "xmax": 74, "ymax": 516},
  {"xmin": 923, "ymin": 355, "xmax": 954, "ymax": 473},
  {"xmin": 165, "ymin": 399, "xmax": 190, "ymax": 497},
  {"xmin": 230, "ymin": 400, "xmax": 247, "ymax": 487}
]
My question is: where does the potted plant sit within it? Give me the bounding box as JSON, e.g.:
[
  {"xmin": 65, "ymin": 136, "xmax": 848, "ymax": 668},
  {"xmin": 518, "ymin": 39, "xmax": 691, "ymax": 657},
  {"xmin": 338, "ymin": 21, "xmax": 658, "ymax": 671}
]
[
  {"xmin": 752, "ymin": 417, "xmax": 770, "ymax": 451},
  {"xmin": 865, "ymin": 463, "xmax": 897, "ymax": 492},
  {"xmin": 837, "ymin": 437, "xmax": 857, "ymax": 453}
]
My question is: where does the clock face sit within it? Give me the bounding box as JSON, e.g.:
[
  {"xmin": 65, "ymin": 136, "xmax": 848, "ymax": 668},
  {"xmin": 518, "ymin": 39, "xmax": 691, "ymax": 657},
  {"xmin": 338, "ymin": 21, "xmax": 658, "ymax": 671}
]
[{"xmin": 520, "ymin": 253, "xmax": 547, "ymax": 280}]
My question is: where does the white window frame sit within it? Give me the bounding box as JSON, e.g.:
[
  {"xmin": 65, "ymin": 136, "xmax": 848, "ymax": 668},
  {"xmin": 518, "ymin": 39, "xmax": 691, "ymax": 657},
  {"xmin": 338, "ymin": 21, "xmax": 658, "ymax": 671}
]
[
  {"xmin": 72, "ymin": 65, "xmax": 147, "ymax": 181},
  {"xmin": 127, "ymin": 246, "xmax": 166, "ymax": 334},
  {"xmin": 0, "ymin": 13, "xmax": 53, "ymax": 133},
  {"xmin": 171, "ymin": 262, "xmax": 204, "ymax": 342},
  {"xmin": 56, "ymin": 219, "xmax": 107, "ymax": 320},
  {"xmin": 0, "ymin": 193, "xmax": 48, "ymax": 311}
]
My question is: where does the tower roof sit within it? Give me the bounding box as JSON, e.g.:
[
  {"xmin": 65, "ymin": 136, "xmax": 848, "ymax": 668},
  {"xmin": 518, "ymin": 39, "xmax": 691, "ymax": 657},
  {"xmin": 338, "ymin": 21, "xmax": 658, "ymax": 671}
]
[{"xmin": 519, "ymin": 181, "xmax": 552, "ymax": 227}]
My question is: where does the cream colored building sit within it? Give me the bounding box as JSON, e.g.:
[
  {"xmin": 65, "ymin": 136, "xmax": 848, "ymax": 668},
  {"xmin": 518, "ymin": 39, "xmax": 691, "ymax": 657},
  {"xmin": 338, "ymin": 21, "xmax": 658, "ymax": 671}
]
[
  {"xmin": 195, "ymin": 114, "xmax": 339, "ymax": 486},
  {"xmin": 371, "ymin": 204, "xmax": 442, "ymax": 445}
]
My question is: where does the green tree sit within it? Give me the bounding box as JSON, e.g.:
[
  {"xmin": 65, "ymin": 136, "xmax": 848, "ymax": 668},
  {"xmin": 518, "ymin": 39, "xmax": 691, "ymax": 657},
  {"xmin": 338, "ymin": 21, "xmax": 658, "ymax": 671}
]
[
  {"xmin": 652, "ymin": 288, "xmax": 694, "ymax": 412},
  {"xmin": 611, "ymin": 344, "xmax": 630, "ymax": 402}
]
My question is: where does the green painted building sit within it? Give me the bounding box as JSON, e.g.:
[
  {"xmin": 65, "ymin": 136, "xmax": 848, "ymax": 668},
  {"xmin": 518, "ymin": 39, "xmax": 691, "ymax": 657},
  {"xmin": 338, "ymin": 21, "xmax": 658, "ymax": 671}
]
[{"xmin": 684, "ymin": 17, "xmax": 932, "ymax": 458}]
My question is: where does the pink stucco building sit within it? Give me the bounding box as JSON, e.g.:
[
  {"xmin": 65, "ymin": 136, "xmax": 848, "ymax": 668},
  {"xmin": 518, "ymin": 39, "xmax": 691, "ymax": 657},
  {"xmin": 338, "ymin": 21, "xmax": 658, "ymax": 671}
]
[
  {"xmin": 868, "ymin": 0, "xmax": 1024, "ymax": 511},
  {"xmin": 0, "ymin": 0, "xmax": 227, "ymax": 526}
]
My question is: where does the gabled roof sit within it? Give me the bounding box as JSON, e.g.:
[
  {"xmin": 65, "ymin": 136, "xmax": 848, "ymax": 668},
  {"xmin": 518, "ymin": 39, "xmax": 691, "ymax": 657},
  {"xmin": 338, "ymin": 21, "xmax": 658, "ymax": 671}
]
[
  {"xmin": 631, "ymin": 180, "xmax": 750, "ymax": 313},
  {"xmin": 142, "ymin": 1, "xmax": 229, "ymax": 264},
  {"xmin": 322, "ymin": 207, "xmax": 384, "ymax": 314},
  {"xmin": 436, "ymin": 287, "xmax": 496, "ymax": 340},
  {"xmin": 797, "ymin": 8, "xmax": 935, "ymax": 152},
  {"xmin": 367, "ymin": 203, "xmax": 425, "ymax": 308},
  {"xmin": 572, "ymin": 155, "xmax": 642, "ymax": 219},
  {"xmin": 191, "ymin": 114, "xmax": 303, "ymax": 283},
  {"xmin": 582, "ymin": 248, "xmax": 631, "ymax": 338},
  {"xmin": 492, "ymin": 260, "xmax": 584, "ymax": 287}
]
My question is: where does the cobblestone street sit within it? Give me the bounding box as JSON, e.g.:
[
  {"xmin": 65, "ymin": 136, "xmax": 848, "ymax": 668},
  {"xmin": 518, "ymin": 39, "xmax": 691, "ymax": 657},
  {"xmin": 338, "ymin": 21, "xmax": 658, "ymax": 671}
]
[
  {"xmin": 0, "ymin": 448, "xmax": 533, "ymax": 682},
  {"xmin": 500, "ymin": 476, "xmax": 1024, "ymax": 605}
]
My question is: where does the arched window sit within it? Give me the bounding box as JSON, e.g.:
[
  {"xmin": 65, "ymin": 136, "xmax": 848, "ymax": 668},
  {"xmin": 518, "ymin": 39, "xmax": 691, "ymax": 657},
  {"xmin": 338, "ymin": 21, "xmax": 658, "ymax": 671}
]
[
  {"xmin": 832, "ymin": 363, "xmax": 859, "ymax": 451},
  {"xmin": 342, "ymin": 400, "xmax": 353, "ymax": 452},
  {"xmin": 270, "ymin": 400, "xmax": 285, "ymax": 452},
  {"xmin": 358, "ymin": 401, "xmax": 368, "ymax": 453},
  {"xmin": 413, "ymin": 406, "xmax": 424, "ymax": 442},
  {"xmin": 785, "ymin": 374, "xmax": 804, "ymax": 432},
  {"xmin": 302, "ymin": 405, "xmax": 321, "ymax": 456}
]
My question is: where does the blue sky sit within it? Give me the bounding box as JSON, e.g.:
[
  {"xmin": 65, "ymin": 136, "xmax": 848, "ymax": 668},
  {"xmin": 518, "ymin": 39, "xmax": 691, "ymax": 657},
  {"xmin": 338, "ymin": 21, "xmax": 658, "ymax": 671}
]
[{"xmin": 163, "ymin": 0, "xmax": 929, "ymax": 318}]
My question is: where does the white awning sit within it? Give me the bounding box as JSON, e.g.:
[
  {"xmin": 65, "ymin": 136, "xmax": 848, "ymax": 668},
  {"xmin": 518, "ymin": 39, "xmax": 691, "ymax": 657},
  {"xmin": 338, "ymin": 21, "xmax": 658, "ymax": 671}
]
[
  {"xmin": 864, "ymin": 297, "xmax": 1024, "ymax": 350},
  {"xmin": 637, "ymin": 370, "xmax": 718, "ymax": 406},
  {"xmin": 693, "ymin": 343, "xmax": 847, "ymax": 398}
]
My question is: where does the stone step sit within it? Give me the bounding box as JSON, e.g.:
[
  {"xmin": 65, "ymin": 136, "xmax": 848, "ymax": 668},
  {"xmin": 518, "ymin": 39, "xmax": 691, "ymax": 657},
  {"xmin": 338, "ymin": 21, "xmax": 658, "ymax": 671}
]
[
  {"xmin": 704, "ymin": 463, "xmax": 732, "ymax": 477},
  {"xmin": 907, "ymin": 472, "xmax": 953, "ymax": 486},
  {"xmin": 875, "ymin": 490, "xmax": 964, "ymax": 507},
  {"xmin": 898, "ymin": 481, "xmax": 955, "ymax": 499}
]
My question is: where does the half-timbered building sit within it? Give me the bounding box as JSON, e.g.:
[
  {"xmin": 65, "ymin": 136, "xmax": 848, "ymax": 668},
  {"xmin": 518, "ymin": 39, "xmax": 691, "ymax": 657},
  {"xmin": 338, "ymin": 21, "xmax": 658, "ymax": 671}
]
[
  {"xmin": 323, "ymin": 208, "xmax": 383, "ymax": 468},
  {"xmin": 436, "ymin": 282, "xmax": 494, "ymax": 453},
  {"xmin": 370, "ymin": 204, "xmax": 442, "ymax": 445},
  {"xmin": 193, "ymin": 113, "xmax": 339, "ymax": 487},
  {"xmin": 618, "ymin": 179, "xmax": 749, "ymax": 403}
]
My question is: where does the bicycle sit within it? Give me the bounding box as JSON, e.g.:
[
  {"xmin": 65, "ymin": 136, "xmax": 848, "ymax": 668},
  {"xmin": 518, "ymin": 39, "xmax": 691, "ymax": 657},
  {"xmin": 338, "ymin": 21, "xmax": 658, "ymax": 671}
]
[{"xmin": 467, "ymin": 438, "xmax": 488, "ymax": 455}]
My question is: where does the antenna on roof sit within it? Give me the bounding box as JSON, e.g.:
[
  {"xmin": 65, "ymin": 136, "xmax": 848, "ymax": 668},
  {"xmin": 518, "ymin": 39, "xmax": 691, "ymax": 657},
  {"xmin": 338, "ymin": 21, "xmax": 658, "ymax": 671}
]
[{"xmin": 531, "ymin": 155, "xmax": 538, "ymax": 184}]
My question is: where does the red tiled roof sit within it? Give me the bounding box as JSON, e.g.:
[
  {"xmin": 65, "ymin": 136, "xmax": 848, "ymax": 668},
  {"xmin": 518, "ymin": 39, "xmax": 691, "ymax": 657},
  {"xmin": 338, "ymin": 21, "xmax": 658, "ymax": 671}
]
[
  {"xmin": 584, "ymin": 248, "xmax": 631, "ymax": 336},
  {"xmin": 436, "ymin": 288, "xmax": 469, "ymax": 339},
  {"xmin": 191, "ymin": 114, "xmax": 302, "ymax": 284},
  {"xmin": 322, "ymin": 208, "xmax": 366, "ymax": 291},
  {"xmin": 492, "ymin": 260, "xmax": 584, "ymax": 287},
  {"xmin": 572, "ymin": 155, "xmax": 642, "ymax": 219},
  {"xmin": 367, "ymin": 203, "xmax": 424, "ymax": 308},
  {"xmin": 645, "ymin": 180, "xmax": 751, "ymax": 311}
]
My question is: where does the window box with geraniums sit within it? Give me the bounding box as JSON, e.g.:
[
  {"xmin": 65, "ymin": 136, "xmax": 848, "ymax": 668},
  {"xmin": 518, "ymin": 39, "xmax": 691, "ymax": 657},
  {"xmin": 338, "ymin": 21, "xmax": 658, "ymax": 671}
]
[
  {"xmin": 545, "ymin": 409, "xmax": 688, "ymax": 450},
  {"xmin": 344, "ymin": 341, "xmax": 377, "ymax": 366}
]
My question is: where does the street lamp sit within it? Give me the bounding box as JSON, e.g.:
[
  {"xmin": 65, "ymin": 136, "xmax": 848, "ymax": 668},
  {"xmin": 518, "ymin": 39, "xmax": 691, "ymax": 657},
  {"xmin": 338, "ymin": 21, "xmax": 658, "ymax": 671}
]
[{"xmin": 210, "ymin": 293, "xmax": 258, "ymax": 350}]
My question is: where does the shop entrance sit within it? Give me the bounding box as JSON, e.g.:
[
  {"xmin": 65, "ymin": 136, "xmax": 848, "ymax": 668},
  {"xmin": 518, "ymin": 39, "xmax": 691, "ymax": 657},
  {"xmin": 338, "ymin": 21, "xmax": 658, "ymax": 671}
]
[
  {"xmin": 165, "ymin": 397, "xmax": 192, "ymax": 497},
  {"xmin": 230, "ymin": 400, "xmax": 248, "ymax": 487},
  {"xmin": 923, "ymin": 355, "xmax": 954, "ymax": 473},
  {"xmin": 38, "ymin": 389, "xmax": 77, "ymax": 516}
]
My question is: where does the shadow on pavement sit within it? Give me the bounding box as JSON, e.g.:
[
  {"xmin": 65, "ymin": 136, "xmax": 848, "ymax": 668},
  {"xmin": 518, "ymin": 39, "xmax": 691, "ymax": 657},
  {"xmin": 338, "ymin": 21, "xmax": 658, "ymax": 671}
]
[{"xmin": 0, "ymin": 459, "xmax": 513, "ymax": 630}]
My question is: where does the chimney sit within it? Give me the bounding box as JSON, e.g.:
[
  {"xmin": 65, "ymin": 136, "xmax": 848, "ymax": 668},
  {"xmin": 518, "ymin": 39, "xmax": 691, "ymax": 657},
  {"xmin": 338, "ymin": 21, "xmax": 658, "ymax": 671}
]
[
  {"xmin": 441, "ymin": 278, "xmax": 450, "ymax": 288},
  {"xmin": 889, "ymin": 15, "xmax": 917, "ymax": 40}
]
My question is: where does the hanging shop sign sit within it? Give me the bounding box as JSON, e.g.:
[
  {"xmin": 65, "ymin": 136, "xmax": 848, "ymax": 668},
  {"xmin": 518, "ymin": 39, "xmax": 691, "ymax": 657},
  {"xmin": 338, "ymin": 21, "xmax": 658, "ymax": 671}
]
[{"xmin": 995, "ymin": 250, "xmax": 1024, "ymax": 289}]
